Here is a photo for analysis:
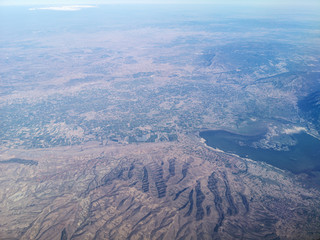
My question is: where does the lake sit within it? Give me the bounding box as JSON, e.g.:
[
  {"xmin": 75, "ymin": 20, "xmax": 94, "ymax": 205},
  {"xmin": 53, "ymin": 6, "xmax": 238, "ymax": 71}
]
[{"xmin": 200, "ymin": 130, "xmax": 320, "ymax": 178}]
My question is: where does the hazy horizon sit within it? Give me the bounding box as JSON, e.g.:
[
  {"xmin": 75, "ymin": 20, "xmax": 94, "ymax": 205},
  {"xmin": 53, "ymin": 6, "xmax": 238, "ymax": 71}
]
[{"xmin": 1, "ymin": 0, "xmax": 320, "ymax": 6}]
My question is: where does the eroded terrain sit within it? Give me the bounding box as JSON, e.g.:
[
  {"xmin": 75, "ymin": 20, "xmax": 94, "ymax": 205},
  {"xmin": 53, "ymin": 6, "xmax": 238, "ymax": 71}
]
[{"xmin": 1, "ymin": 138, "xmax": 320, "ymax": 240}]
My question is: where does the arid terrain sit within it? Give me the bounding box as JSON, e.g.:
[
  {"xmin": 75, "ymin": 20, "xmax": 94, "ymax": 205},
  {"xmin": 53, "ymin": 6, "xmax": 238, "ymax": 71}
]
[
  {"xmin": 1, "ymin": 136, "xmax": 320, "ymax": 240},
  {"xmin": 1, "ymin": 3, "xmax": 320, "ymax": 240}
]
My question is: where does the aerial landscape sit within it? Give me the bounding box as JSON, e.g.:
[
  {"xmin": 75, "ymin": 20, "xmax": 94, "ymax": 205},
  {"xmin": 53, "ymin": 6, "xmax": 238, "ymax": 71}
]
[{"xmin": 0, "ymin": 1, "xmax": 320, "ymax": 239}]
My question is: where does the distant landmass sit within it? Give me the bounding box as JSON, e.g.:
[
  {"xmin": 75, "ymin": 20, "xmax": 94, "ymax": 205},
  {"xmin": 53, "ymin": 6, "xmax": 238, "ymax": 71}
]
[{"xmin": 0, "ymin": 158, "xmax": 38, "ymax": 166}]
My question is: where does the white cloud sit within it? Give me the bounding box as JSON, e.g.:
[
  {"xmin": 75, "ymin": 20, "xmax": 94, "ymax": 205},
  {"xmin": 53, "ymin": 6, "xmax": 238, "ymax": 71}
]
[
  {"xmin": 29, "ymin": 5, "xmax": 96, "ymax": 11},
  {"xmin": 283, "ymin": 126, "xmax": 307, "ymax": 135}
]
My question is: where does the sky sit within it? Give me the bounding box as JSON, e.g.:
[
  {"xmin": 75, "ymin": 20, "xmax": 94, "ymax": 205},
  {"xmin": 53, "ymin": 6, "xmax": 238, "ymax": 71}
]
[{"xmin": 1, "ymin": 0, "xmax": 319, "ymax": 6}]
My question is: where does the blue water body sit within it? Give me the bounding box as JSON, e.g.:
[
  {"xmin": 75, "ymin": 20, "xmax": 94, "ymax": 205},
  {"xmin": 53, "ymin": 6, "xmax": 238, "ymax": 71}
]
[{"xmin": 200, "ymin": 130, "xmax": 320, "ymax": 175}]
